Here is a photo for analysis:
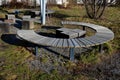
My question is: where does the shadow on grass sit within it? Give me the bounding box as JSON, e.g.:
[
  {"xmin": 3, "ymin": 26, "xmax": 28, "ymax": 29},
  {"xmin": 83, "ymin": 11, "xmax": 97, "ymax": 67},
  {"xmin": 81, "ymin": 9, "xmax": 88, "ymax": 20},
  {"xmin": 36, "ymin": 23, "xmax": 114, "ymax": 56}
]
[
  {"xmin": 1, "ymin": 34, "xmax": 68, "ymax": 58},
  {"xmin": 53, "ymin": 12, "xmax": 81, "ymax": 19},
  {"xmin": 37, "ymin": 32, "xmax": 56, "ymax": 38},
  {"xmin": 0, "ymin": 18, "xmax": 5, "ymax": 22},
  {"xmin": 38, "ymin": 25, "xmax": 61, "ymax": 38},
  {"xmin": 53, "ymin": 12, "xmax": 70, "ymax": 19},
  {"xmin": 0, "ymin": 75, "xmax": 5, "ymax": 80},
  {"xmin": 41, "ymin": 26, "xmax": 61, "ymax": 30},
  {"xmin": 14, "ymin": 19, "xmax": 22, "ymax": 29},
  {"xmin": 1, "ymin": 34, "xmax": 34, "ymax": 47}
]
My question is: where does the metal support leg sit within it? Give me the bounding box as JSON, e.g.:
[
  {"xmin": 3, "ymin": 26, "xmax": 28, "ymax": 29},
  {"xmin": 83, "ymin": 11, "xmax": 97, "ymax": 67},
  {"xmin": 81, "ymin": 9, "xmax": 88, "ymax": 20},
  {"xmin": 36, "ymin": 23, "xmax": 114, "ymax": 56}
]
[
  {"xmin": 35, "ymin": 46, "xmax": 38, "ymax": 56},
  {"xmin": 40, "ymin": 0, "xmax": 43, "ymax": 21},
  {"xmin": 83, "ymin": 26, "xmax": 86, "ymax": 31},
  {"xmin": 69, "ymin": 48, "xmax": 74, "ymax": 61},
  {"xmin": 99, "ymin": 44, "xmax": 103, "ymax": 53}
]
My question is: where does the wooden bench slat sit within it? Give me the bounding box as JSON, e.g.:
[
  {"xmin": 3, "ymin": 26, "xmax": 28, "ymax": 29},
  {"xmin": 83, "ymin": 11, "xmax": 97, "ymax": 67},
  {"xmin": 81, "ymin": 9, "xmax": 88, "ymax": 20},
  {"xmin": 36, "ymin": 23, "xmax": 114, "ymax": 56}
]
[
  {"xmin": 47, "ymin": 38, "xmax": 57, "ymax": 46},
  {"xmin": 71, "ymin": 39, "xmax": 80, "ymax": 47},
  {"xmin": 38, "ymin": 38, "xmax": 53, "ymax": 45},
  {"xmin": 85, "ymin": 37, "xmax": 102, "ymax": 45},
  {"xmin": 72, "ymin": 29, "xmax": 86, "ymax": 37},
  {"xmin": 61, "ymin": 31, "xmax": 78, "ymax": 38},
  {"xmin": 76, "ymin": 38, "xmax": 88, "ymax": 47},
  {"xmin": 74, "ymin": 39, "xmax": 85, "ymax": 47},
  {"xmin": 94, "ymin": 35, "xmax": 109, "ymax": 41},
  {"xmin": 56, "ymin": 39, "xmax": 63, "ymax": 47},
  {"xmin": 62, "ymin": 39, "xmax": 68, "ymax": 47},
  {"xmin": 52, "ymin": 39, "xmax": 60, "ymax": 47},
  {"xmin": 95, "ymin": 33, "xmax": 114, "ymax": 39},
  {"xmin": 87, "ymin": 35, "xmax": 112, "ymax": 45},
  {"xmin": 90, "ymin": 36, "xmax": 107, "ymax": 43},
  {"xmin": 82, "ymin": 38, "xmax": 97, "ymax": 46},
  {"xmin": 78, "ymin": 38, "xmax": 94, "ymax": 47},
  {"xmin": 29, "ymin": 36, "xmax": 44, "ymax": 41},
  {"xmin": 68, "ymin": 39, "xmax": 74, "ymax": 47}
]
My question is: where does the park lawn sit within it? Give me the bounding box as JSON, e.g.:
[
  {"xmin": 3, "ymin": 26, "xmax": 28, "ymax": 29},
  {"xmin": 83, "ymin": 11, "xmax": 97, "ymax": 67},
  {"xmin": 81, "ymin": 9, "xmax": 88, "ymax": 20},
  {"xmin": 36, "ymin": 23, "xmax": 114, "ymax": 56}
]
[{"xmin": 0, "ymin": 6, "xmax": 120, "ymax": 80}]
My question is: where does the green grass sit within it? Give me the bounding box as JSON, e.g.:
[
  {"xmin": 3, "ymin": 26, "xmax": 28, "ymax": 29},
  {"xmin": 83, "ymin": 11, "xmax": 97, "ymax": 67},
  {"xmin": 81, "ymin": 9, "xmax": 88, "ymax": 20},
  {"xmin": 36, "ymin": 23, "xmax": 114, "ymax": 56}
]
[
  {"xmin": 0, "ymin": 6, "xmax": 120, "ymax": 80},
  {"xmin": 80, "ymin": 51, "xmax": 99, "ymax": 64}
]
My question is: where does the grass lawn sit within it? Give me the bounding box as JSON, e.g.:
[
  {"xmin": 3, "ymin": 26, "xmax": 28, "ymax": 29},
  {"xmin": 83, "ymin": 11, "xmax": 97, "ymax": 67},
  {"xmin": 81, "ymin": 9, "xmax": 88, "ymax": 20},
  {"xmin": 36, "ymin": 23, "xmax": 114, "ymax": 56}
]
[{"xmin": 0, "ymin": 6, "xmax": 120, "ymax": 80}]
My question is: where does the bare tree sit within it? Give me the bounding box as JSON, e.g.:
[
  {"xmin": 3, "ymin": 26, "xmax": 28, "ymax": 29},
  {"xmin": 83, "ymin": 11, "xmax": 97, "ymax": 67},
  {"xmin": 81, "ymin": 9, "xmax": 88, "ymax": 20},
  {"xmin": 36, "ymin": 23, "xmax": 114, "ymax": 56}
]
[
  {"xmin": 34, "ymin": 0, "xmax": 37, "ymax": 8},
  {"xmin": 116, "ymin": 0, "xmax": 120, "ymax": 6},
  {"xmin": 2, "ymin": 0, "xmax": 7, "ymax": 5},
  {"xmin": 82, "ymin": 0, "xmax": 107, "ymax": 19}
]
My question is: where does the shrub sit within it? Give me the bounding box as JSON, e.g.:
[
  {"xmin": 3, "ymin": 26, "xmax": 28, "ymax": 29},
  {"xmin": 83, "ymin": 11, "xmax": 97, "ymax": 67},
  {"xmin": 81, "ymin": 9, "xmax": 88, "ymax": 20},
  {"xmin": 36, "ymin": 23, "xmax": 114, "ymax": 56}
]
[{"xmin": 80, "ymin": 51, "xmax": 99, "ymax": 64}]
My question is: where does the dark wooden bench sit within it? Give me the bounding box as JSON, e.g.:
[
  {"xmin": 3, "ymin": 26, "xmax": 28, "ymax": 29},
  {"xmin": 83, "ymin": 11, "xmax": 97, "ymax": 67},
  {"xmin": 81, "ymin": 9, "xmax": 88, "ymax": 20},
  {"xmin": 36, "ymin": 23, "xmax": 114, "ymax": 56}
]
[{"xmin": 56, "ymin": 28, "xmax": 86, "ymax": 38}]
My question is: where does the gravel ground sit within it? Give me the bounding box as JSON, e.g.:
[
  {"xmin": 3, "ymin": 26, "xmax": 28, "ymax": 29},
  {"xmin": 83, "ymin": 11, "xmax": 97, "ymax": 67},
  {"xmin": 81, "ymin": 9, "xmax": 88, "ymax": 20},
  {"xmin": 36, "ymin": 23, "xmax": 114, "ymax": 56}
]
[
  {"xmin": 27, "ymin": 47, "xmax": 92, "ymax": 74},
  {"xmin": 73, "ymin": 51, "xmax": 120, "ymax": 80},
  {"xmin": 27, "ymin": 46, "xmax": 120, "ymax": 79}
]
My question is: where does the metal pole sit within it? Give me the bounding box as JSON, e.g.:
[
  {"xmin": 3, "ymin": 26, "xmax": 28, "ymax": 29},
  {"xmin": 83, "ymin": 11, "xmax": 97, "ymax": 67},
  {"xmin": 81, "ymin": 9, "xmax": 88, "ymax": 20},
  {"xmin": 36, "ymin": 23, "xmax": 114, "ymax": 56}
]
[
  {"xmin": 41, "ymin": 0, "xmax": 46, "ymax": 25},
  {"xmin": 83, "ymin": 26, "xmax": 86, "ymax": 30},
  {"xmin": 35, "ymin": 46, "xmax": 38, "ymax": 56},
  {"xmin": 99, "ymin": 44, "xmax": 103, "ymax": 53},
  {"xmin": 40, "ymin": 0, "xmax": 43, "ymax": 20},
  {"xmin": 69, "ymin": 48, "xmax": 75, "ymax": 61}
]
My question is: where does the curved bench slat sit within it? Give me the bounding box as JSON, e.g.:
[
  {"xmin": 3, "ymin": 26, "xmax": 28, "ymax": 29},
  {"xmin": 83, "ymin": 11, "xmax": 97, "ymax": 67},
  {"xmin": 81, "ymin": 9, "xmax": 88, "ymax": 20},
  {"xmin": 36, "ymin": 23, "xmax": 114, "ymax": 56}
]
[
  {"xmin": 56, "ymin": 39, "xmax": 64, "ymax": 47},
  {"xmin": 74, "ymin": 39, "xmax": 85, "ymax": 47},
  {"xmin": 38, "ymin": 38, "xmax": 53, "ymax": 46},
  {"xmin": 78, "ymin": 38, "xmax": 94, "ymax": 47},
  {"xmin": 85, "ymin": 36, "xmax": 105, "ymax": 45},
  {"xmin": 52, "ymin": 39, "xmax": 60, "ymax": 47},
  {"xmin": 68, "ymin": 39, "xmax": 74, "ymax": 47},
  {"xmin": 47, "ymin": 38, "xmax": 57, "ymax": 46},
  {"xmin": 71, "ymin": 39, "xmax": 80, "ymax": 47},
  {"xmin": 35, "ymin": 37, "xmax": 48, "ymax": 44},
  {"xmin": 85, "ymin": 36, "xmax": 108, "ymax": 44},
  {"xmin": 62, "ymin": 39, "xmax": 69, "ymax": 47},
  {"xmin": 95, "ymin": 33, "xmax": 114, "ymax": 39}
]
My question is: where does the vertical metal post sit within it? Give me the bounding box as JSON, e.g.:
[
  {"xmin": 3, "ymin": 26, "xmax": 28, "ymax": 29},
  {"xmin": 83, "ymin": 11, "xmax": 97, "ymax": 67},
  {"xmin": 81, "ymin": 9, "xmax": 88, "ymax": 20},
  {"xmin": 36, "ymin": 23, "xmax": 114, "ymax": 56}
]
[
  {"xmin": 83, "ymin": 26, "xmax": 86, "ymax": 30},
  {"xmin": 40, "ymin": 0, "xmax": 43, "ymax": 17},
  {"xmin": 82, "ymin": 26, "xmax": 86, "ymax": 37},
  {"xmin": 35, "ymin": 46, "xmax": 38, "ymax": 56},
  {"xmin": 69, "ymin": 48, "xmax": 75, "ymax": 61},
  {"xmin": 41, "ymin": 0, "xmax": 46, "ymax": 25},
  {"xmin": 99, "ymin": 44, "xmax": 103, "ymax": 53}
]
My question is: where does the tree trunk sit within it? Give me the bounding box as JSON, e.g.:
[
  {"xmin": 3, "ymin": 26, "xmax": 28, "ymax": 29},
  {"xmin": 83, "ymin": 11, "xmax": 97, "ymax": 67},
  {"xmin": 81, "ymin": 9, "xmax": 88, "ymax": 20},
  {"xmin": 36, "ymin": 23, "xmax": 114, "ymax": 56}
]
[
  {"xmin": 83, "ymin": 0, "xmax": 107, "ymax": 19},
  {"xmin": 116, "ymin": 0, "xmax": 120, "ymax": 6}
]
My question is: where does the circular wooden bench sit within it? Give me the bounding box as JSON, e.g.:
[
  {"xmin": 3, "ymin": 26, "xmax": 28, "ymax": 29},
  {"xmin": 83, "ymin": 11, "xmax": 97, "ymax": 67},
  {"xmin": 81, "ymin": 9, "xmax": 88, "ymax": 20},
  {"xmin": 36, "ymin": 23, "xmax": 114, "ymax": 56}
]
[{"xmin": 17, "ymin": 21, "xmax": 114, "ymax": 60}]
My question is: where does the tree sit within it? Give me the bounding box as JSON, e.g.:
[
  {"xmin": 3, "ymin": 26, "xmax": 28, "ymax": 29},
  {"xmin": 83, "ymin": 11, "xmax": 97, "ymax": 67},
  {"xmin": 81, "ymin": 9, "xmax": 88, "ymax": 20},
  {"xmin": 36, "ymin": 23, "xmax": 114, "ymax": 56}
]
[
  {"xmin": 116, "ymin": 0, "xmax": 120, "ymax": 6},
  {"xmin": 82, "ymin": 0, "xmax": 107, "ymax": 19},
  {"xmin": 34, "ymin": 0, "xmax": 37, "ymax": 8}
]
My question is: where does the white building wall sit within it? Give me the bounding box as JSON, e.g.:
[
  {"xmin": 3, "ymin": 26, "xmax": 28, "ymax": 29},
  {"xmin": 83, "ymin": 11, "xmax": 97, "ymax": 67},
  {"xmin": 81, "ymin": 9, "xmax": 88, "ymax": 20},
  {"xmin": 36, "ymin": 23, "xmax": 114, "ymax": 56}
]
[
  {"xmin": 1, "ymin": 0, "xmax": 116, "ymax": 6},
  {"xmin": 0, "ymin": 0, "xmax": 2, "ymax": 5},
  {"xmin": 77, "ymin": 0, "xmax": 83, "ymax": 4}
]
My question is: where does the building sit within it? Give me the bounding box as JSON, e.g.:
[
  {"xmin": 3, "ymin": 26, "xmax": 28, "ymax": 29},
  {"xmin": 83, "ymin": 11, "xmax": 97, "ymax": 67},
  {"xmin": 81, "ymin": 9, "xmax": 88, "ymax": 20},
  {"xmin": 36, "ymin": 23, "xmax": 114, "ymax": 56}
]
[
  {"xmin": 0, "ymin": 0, "xmax": 2, "ymax": 5},
  {"xmin": 1, "ymin": 0, "xmax": 115, "ymax": 6},
  {"xmin": 47, "ymin": 0, "xmax": 83, "ymax": 5}
]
